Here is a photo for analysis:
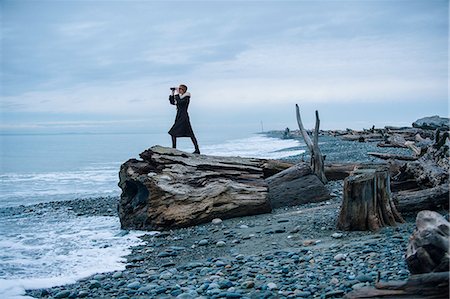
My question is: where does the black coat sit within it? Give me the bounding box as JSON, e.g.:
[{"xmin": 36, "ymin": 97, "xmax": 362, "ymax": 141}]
[{"xmin": 168, "ymin": 94, "xmax": 195, "ymax": 137}]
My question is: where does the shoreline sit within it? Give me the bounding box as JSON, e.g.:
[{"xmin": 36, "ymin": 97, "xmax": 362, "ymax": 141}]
[
  {"xmin": 3, "ymin": 130, "xmax": 441, "ymax": 298},
  {"xmin": 22, "ymin": 181, "xmax": 419, "ymax": 299}
]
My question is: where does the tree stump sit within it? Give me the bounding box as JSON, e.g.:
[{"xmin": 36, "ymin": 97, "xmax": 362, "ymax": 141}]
[
  {"xmin": 406, "ymin": 210, "xmax": 450, "ymax": 274},
  {"xmin": 337, "ymin": 166, "xmax": 404, "ymax": 231}
]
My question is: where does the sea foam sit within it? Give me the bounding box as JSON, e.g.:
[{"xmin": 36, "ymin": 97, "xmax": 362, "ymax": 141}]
[{"xmin": 0, "ymin": 212, "xmax": 147, "ymax": 299}]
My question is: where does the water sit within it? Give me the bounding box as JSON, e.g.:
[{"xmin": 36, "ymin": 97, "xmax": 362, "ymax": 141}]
[{"xmin": 0, "ymin": 131, "xmax": 305, "ymax": 298}]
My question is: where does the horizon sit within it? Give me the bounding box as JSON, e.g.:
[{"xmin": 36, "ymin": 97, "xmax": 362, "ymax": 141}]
[{"xmin": 1, "ymin": 0, "xmax": 448, "ymax": 135}]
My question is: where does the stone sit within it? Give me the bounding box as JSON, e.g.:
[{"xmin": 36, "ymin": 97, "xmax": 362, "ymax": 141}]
[
  {"xmin": 267, "ymin": 282, "xmax": 278, "ymax": 290},
  {"xmin": 412, "ymin": 115, "xmax": 449, "ymax": 130},
  {"xmin": 331, "ymin": 233, "xmax": 343, "ymax": 239},
  {"xmin": 356, "ymin": 274, "xmax": 373, "ymax": 283},
  {"xmin": 88, "ymin": 280, "xmax": 101, "ymax": 289},
  {"xmin": 127, "ymin": 281, "xmax": 141, "ymax": 289},
  {"xmin": 198, "ymin": 239, "xmax": 209, "ymax": 246},
  {"xmin": 242, "ymin": 281, "xmax": 255, "ymax": 288},
  {"xmin": 212, "ymin": 218, "xmax": 223, "ymax": 224},
  {"xmin": 77, "ymin": 291, "xmax": 89, "ymax": 298},
  {"xmin": 333, "ymin": 253, "xmax": 347, "ymax": 261},
  {"xmin": 216, "ymin": 241, "xmax": 226, "ymax": 247},
  {"xmin": 54, "ymin": 290, "xmax": 71, "ymax": 299}
]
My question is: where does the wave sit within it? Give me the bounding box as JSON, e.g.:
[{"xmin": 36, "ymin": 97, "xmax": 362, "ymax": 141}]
[{"xmin": 0, "ymin": 214, "xmax": 148, "ymax": 299}]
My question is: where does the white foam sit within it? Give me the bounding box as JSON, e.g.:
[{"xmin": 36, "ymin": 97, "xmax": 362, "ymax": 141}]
[
  {"xmin": 200, "ymin": 135, "xmax": 305, "ymax": 159},
  {"xmin": 0, "ymin": 213, "xmax": 148, "ymax": 299}
]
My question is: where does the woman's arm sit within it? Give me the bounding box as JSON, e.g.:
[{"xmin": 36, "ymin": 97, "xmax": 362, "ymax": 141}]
[{"xmin": 169, "ymin": 95, "xmax": 176, "ymax": 105}]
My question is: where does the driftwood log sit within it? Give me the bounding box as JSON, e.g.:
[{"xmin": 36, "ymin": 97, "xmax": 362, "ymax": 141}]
[
  {"xmin": 295, "ymin": 105, "xmax": 327, "ymax": 183},
  {"xmin": 367, "ymin": 152, "xmax": 418, "ymax": 161},
  {"xmin": 344, "ymin": 272, "xmax": 449, "ymax": 298},
  {"xmin": 406, "ymin": 210, "xmax": 450, "ymax": 274},
  {"xmin": 267, "ymin": 163, "xmax": 330, "ymax": 208},
  {"xmin": 337, "ymin": 166, "xmax": 404, "ymax": 231},
  {"xmin": 394, "ymin": 184, "xmax": 449, "ymax": 213},
  {"xmin": 118, "ymin": 146, "xmax": 330, "ymax": 230}
]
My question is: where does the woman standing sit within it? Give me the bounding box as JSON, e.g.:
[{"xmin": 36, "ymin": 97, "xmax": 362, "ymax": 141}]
[{"xmin": 168, "ymin": 84, "xmax": 200, "ymax": 154}]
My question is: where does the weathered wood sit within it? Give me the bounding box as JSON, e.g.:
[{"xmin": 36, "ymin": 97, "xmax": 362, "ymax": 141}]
[
  {"xmin": 344, "ymin": 272, "xmax": 449, "ymax": 298},
  {"xmin": 119, "ymin": 146, "xmax": 271, "ymax": 230},
  {"xmin": 118, "ymin": 146, "xmax": 330, "ymax": 230},
  {"xmin": 394, "ymin": 184, "xmax": 449, "ymax": 213},
  {"xmin": 267, "ymin": 163, "xmax": 330, "ymax": 208},
  {"xmin": 261, "ymin": 159, "xmax": 293, "ymax": 178},
  {"xmin": 377, "ymin": 134, "xmax": 408, "ymax": 148},
  {"xmin": 406, "ymin": 210, "xmax": 450, "ymax": 274},
  {"xmin": 295, "ymin": 105, "xmax": 327, "ymax": 183},
  {"xmin": 337, "ymin": 166, "xmax": 404, "ymax": 231},
  {"xmin": 368, "ymin": 152, "xmax": 418, "ymax": 161},
  {"xmin": 324, "ymin": 163, "xmax": 358, "ymax": 180}
]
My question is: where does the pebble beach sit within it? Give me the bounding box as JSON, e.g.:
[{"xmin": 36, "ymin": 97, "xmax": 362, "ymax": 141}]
[{"xmin": 23, "ymin": 179, "xmax": 418, "ymax": 299}]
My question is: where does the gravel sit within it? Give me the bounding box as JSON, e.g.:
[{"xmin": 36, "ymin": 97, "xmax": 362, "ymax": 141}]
[{"xmin": 24, "ymin": 179, "xmax": 417, "ymax": 299}]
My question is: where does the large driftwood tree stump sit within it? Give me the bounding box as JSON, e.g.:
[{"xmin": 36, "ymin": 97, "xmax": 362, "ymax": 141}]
[
  {"xmin": 406, "ymin": 210, "xmax": 450, "ymax": 274},
  {"xmin": 295, "ymin": 105, "xmax": 327, "ymax": 184},
  {"xmin": 118, "ymin": 146, "xmax": 330, "ymax": 230},
  {"xmin": 337, "ymin": 166, "xmax": 404, "ymax": 231},
  {"xmin": 119, "ymin": 146, "xmax": 271, "ymax": 230}
]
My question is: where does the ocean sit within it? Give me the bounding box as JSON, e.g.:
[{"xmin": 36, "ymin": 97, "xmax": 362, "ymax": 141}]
[{"xmin": 0, "ymin": 132, "xmax": 305, "ymax": 298}]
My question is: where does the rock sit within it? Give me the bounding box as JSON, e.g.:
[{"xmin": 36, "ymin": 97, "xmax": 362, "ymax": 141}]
[
  {"xmin": 127, "ymin": 281, "xmax": 141, "ymax": 289},
  {"xmin": 112, "ymin": 271, "xmax": 123, "ymax": 279},
  {"xmin": 212, "ymin": 218, "xmax": 223, "ymax": 224},
  {"xmin": 54, "ymin": 290, "xmax": 71, "ymax": 298},
  {"xmin": 334, "ymin": 253, "xmax": 347, "ymax": 261},
  {"xmin": 356, "ymin": 274, "xmax": 373, "ymax": 282},
  {"xmin": 216, "ymin": 241, "xmax": 226, "ymax": 247},
  {"xmin": 88, "ymin": 280, "xmax": 101, "ymax": 289},
  {"xmin": 331, "ymin": 233, "xmax": 343, "ymax": 239},
  {"xmin": 198, "ymin": 239, "xmax": 209, "ymax": 246},
  {"xmin": 267, "ymin": 282, "xmax": 278, "ymax": 290},
  {"xmin": 77, "ymin": 290, "xmax": 89, "ymax": 298},
  {"xmin": 242, "ymin": 281, "xmax": 255, "ymax": 288},
  {"xmin": 412, "ymin": 115, "xmax": 449, "ymax": 130}
]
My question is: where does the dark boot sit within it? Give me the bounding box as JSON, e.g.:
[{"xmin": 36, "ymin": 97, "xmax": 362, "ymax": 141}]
[
  {"xmin": 191, "ymin": 136, "xmax": 200, "ymax": 154},
  {"xmin": 171, "ymin": 136, "xmax": 177, "ymax": 149}
]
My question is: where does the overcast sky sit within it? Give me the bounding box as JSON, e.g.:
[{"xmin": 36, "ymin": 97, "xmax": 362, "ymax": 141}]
[{"xmin": 1, "ymin": 0, "xmax": 448, "ymax": 135}]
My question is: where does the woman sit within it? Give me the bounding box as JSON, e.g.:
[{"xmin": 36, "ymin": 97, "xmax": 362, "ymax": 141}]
[{"xmin": 168, "ymin": 84, "xmax": 200, "ymax": 154}]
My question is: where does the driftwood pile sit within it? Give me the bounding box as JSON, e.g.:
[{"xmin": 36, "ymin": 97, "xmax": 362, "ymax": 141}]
[
  {"xmin": 118, "ymin": 146, "xmax": 329, "ymax": 230},
  {"xmin": 327, "ymin": 116, "xmax": 450, "ymax": 215}
]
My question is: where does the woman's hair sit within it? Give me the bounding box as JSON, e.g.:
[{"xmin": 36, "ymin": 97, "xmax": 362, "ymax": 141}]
[{"xmin": 179, "ymin": 84, "xmax": 188, "ymax": 91}]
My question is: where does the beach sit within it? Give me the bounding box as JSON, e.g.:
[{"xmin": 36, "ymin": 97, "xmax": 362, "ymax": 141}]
[
  {"xmin": 22, "ymin": 181, "xmax": 417, "ymax": 299},
  {"xmin": 0, "ymin": 132, "xmax": 438, "ymax": 298}
]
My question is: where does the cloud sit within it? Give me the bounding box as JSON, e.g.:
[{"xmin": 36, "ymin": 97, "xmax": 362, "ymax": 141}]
[
  {"xmin": 58, "ymin": 21, "xmax": 107, "ymax": 40},
  {"xmin": 1, "ymin": 0, "xmax": 447, "ymax": 133}
]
